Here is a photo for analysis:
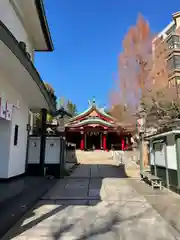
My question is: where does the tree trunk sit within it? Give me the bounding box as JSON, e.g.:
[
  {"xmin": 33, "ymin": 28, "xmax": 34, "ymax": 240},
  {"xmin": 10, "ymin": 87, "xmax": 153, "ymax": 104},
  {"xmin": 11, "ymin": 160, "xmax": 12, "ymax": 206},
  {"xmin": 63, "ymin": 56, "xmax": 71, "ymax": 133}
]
[{"xmin": 143, "ymin": 142, "xmax": 149, "ymax": 168}]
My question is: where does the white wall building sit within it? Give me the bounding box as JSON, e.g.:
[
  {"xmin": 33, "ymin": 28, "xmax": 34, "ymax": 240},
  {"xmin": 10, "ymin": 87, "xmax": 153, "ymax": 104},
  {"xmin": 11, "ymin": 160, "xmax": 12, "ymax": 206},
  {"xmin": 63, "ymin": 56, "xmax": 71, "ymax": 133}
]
[{"xmin": 0, "ymin": 0, "xmax": 55, "ymax": 179}]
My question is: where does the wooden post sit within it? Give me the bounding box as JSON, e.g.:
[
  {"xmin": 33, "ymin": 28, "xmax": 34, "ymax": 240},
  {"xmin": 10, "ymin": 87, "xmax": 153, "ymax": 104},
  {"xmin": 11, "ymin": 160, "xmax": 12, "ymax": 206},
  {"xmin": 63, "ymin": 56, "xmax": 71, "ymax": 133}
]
[
  {"xmin": 84, "ymin": 132, "xmax": 86, "ymax": 150},
  {"xmin": 100, "ymin": 132, "xmax": 103, "ymax": 149},
  {"xmin": 39, "ymin": 108, "xmax": 47, "ymax": 176}
]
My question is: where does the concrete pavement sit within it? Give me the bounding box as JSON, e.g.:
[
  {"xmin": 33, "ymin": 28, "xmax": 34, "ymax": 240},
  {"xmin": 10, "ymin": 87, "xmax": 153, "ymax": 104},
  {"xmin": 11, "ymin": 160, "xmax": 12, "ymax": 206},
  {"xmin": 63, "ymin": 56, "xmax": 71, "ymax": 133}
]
[
  {"xmin": 0, "ymin": 177, "xmax": 57, "ymax": 239},
  {"xmin": 2, "ymin": 151, "xmax": 180, "ymax": 240}
]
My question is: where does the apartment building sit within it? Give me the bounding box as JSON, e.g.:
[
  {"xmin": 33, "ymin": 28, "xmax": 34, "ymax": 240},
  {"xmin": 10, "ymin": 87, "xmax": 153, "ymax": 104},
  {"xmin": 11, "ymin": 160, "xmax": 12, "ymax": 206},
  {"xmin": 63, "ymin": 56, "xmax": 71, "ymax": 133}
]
[{"xmin": 153, "ymin": 12, "xmax": 180, "ymax": 89}]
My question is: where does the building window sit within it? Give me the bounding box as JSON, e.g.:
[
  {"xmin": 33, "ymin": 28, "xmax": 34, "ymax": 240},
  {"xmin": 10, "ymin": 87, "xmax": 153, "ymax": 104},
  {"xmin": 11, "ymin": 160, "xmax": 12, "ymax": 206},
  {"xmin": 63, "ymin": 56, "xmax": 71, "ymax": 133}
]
[
  {"xmin": 166, "ymin": 24, "xmax": 176, "ymax": 36},
  {"xmin": 167, "ymin": 55, "xmax": 180, "ymax": 70},
  {"xmin": 167, "ymin": 38, "xmax": 173, "ymax": 49},
  {"xmin": 176, "ymin": 76, "xmax": 180, "ymax": 82},
  {"xmin": 175, "ymin": 56, "xmax": 180, "ymax": 69},
  {"xmin": 176, "ymin": 76, "xmax": 180, "ymax": 85},
  {"xmin": 170, "ymin": 79, "xmax": 176, "ymax": 87},
  {"xmin": 167, "ymin": 35, "xmax": 180, "ymax": 49},
  {"xmin": 167, "ymin": 57, "xmax": 175, "ymax": 70},
  {"xmin": 175, "ymin": 77, "xmax": 180, "ymax": 94},
  {"xmin": 14, "ymin": 125, "xmax": 19, "ymax": 146}
]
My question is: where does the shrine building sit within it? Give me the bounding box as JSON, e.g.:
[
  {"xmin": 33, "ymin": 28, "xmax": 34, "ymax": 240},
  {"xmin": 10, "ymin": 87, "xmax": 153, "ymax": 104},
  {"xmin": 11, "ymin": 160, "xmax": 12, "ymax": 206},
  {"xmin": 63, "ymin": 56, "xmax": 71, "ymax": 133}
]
[{"xmin": 65, "ymin": 98, "xmax": 132, "ymax": 151}]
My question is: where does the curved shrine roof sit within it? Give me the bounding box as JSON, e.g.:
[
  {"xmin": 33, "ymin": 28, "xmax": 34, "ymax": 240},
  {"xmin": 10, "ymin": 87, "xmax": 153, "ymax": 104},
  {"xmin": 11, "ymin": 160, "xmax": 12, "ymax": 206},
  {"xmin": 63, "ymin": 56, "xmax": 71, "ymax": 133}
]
[
  {"xmin": 65, "ymin": 99, "xmax": 133, "ymax": 134},
  {"xmin": 67, "ymin": 98, "xmax": 115, "ymax": 124},
  {"xmin": 66, "ymin": 116, "xmax": 116, "ymax": 128},
  {"xmin": 65, "ymin": 98, "xmax": 117, "ymax": 129}
]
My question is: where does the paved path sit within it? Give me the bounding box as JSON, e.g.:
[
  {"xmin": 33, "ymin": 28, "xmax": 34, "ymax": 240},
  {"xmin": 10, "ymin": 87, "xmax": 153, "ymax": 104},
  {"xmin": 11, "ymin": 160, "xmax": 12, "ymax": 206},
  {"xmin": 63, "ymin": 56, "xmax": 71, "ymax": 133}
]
[
  {"xmin": 0, "ymin": 177, "xmax": 57, "ymax": 239},
  {"xmin": 2, "ymin": 152, "xmax": 180, "ymax": 239}
]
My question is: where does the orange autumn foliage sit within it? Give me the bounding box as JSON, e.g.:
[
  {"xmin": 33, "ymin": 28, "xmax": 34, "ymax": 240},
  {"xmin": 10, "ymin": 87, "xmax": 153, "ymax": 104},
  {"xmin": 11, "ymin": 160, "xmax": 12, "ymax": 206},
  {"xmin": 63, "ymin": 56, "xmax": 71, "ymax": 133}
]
[{"xmin": 110, "ymin": 13, "xmax": 180, "ymax": 126}]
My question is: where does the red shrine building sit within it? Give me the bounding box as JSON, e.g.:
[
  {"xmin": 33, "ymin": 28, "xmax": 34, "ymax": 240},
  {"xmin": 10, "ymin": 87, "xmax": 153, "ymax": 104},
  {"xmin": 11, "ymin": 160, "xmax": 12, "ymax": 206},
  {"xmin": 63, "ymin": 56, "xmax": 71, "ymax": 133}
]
[{"xmin": 65, "ymin": 99, "xmax": 132, "ymax": 151}]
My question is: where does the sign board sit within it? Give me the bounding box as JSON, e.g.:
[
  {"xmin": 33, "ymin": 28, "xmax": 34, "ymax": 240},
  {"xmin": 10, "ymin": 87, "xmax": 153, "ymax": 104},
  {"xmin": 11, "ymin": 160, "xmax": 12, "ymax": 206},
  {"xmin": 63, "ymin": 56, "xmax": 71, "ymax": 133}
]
[
  {"xmin": 0, "ymin": 97, "xmax": 6, "ymax": 119},
  {"xmin": 6, "ymin": 103, "xmax": 13, "ymax": 121},
  {"xmin": 154, "ymin": 142, "xmax": 166, "ymax": 167},
  {"xmin": 0, "ymin": 97, "xmax": 13, "ymax": 120},
  {"xmin": 137, "ymin": 118, "xmax": 145, "ymax": 133}
]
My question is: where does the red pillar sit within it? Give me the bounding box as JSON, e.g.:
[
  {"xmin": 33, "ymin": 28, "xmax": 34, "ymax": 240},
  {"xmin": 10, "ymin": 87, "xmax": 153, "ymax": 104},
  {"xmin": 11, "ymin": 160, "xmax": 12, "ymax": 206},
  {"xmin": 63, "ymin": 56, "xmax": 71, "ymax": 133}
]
[
  {"xmin": 121, "ymin": 138, "xmax": 125, "ymax": 151},
  {"xmin": 84, "ymin": 132, "xmax": 86, "ymax": 150},
  {"xmin": 100, "ymin": 133, "xmax": 103, "ymax": 150},
  {"xmin": 103, "ymin": 134, "xmax": 107, "ymax": 151},
  {"xmin": 80, "ymin": 132, "xmax": 84, "ymax": 150}
]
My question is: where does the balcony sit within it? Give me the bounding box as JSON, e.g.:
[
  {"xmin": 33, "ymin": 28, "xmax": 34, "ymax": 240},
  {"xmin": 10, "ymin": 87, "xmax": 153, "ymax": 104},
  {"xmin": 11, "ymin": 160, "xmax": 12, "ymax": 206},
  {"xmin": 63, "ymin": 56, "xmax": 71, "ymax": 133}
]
[
  {"xmin": 167, "ymin": 34, "xmax": 180, "ymax": 49},
  {"xmin": 167, "ymin": 55, "xmax": 180, "ymax": 71}
]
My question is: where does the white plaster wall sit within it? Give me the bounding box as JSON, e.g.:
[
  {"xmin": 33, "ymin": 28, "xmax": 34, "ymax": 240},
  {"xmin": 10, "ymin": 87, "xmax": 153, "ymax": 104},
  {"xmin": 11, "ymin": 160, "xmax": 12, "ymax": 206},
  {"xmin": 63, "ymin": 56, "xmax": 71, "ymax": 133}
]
[
  {"xmin": 166, "ymin": 135, "xmax": 177, "ymax": 170},
  {"xmin": 0, "ymin": 74, "xmax": 29, "ymax": 178},
  {"xmin": 8, "ymin": 106, "xmax": 29, "ymax": 177},
  {"xmin": 154, "ymin": 142, "xmax": 166, "ymax": 167},
  {"xmin": 28, "ymin": 137, "xmax": 41, "ymax": 164},
  {"xmin": 45, "ymin": 137, "xmax": 61, "ymax": 164},
  {"xmin": 0, "ymin": 119, "xmax": 11, "ymax": 178},
  {"xmin": 0, "ymin": 0, "xmax": 33, "ymax": 57}
]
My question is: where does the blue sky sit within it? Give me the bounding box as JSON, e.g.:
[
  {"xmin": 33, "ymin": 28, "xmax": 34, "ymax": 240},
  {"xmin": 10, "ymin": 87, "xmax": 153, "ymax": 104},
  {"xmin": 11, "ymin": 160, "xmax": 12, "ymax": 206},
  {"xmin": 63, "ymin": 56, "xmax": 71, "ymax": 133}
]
[{"xmin": 35, "ymin": 0, "xmax": 180, "ymax": 112}]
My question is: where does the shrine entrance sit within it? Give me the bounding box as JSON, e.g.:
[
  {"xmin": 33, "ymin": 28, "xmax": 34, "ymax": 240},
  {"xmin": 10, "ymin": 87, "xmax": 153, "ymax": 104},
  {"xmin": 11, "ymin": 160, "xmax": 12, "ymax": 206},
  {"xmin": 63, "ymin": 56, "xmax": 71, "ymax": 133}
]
[
  {"xmin": 86, "ymin": 132, "xmax": 101, "ymax": 150},
  {"xmin": 65, "ymin": 98, "xmax": 132, "ymax": 151}
]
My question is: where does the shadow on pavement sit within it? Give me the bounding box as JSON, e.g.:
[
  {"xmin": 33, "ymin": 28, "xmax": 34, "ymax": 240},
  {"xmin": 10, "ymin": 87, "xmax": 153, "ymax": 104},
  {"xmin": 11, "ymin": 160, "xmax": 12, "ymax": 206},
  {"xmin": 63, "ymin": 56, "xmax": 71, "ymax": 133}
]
[
  {"xmin": 3, "ymin": 197, "xmax": 152, "ymax": 240},
  {"xmin": 2, "ymin": 161, "xmax": 137, "ymax": 240},
  {"xmin": 2, "ymin": 152, "xmax": 180, "ymax": 239},
  {"xmin": 4, "ymin": 151, "xmax": 171, "ymax": 240},
  {"xmin": 0, "ymin": 177, "xmax": 57, "ymax": 239}
]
